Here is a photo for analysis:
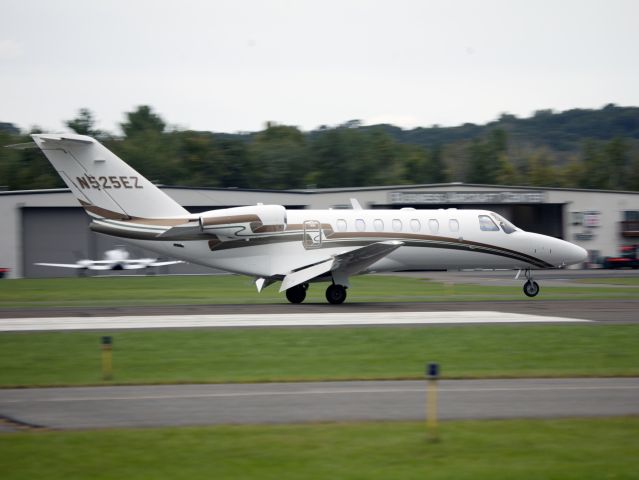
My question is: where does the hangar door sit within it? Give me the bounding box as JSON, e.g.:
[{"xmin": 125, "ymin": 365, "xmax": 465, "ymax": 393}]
[
  {"xmin": 21, "ymin": 207, "xmax": 214, "ymax": 278},
  {"xmin": 22, "ymin": 207, "xmax": 94, "ymax": 278},
  {"xmin": 510, "ymin": 204, "xmax": 564, "ymax": 238}
]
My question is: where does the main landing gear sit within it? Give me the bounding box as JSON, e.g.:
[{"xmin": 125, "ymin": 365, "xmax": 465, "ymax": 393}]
[
  {"xmin": 325, "ymin": 284, "xmax": 347, "ymax": 305},
  {"xmin": 285, "ymin": 283, "xmax": 348, "ymax": 304},
  {"xmin": 522, "ymin": 269, "xmax": 540, "ymax": 298},
  {"xmin": 285, "ymin": 283, "xmax": 308, "ymax": 304}
]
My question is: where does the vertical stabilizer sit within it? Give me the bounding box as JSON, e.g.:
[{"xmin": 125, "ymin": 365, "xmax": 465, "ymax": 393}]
[{"xmin": 32, "ymin": 134, "xmax": 188, "ymax": 219}]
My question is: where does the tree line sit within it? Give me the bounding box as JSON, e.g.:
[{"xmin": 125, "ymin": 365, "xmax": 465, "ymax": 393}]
[{"xmin": 1, "ymin": 104, "xmax": 638, "ymax": 191}]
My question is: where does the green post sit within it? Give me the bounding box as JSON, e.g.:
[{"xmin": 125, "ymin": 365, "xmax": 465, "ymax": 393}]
[{"xmin": 101, "ymin": 336, "xmax": 113, "ymax": 380}]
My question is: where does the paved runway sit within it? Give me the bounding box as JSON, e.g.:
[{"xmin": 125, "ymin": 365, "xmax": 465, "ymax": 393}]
[
  {"xmin": 1, "ymin": 378, "xmax": 637, "ymax": 429},
  {"xmin": 0, "ymin": 310, "xmax": 589, "ymax": 332}
]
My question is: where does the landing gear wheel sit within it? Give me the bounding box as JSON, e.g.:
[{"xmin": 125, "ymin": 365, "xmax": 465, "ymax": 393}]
[
  {"xmin": 523, "ymin": 280, "xmax": 540, "ymax": 297},
  {"xmin": 286, "ymin": 285, "xmax": 307, "ymax": 304},
  {"xmin": 326, "ymin": 284, "xmax": 347, "ymax": 304}
]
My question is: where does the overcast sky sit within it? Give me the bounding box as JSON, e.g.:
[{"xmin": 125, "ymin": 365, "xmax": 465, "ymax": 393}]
[{"xmin": 1, "ymin": 0, "xmax": 638, "ymax": 134}]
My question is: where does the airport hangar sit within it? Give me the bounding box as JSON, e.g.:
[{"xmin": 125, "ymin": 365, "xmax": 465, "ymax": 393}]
[{"xmin": 1, "ymin": 183, "xmax": 638, "ymax": 278}]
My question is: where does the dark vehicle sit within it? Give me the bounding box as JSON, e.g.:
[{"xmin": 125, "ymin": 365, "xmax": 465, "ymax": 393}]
[
  {"xmin": 602, "ymin": 245, "xmax": 639, "ymax": 269},
  {"xmin": 0, "ymin": 267, "xmax": 9, "ymax": 278}
]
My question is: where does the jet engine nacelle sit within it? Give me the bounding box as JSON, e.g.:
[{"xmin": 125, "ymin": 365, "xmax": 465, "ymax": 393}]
[{"xmin": 198, "ymin": 205, "xmax": 287, "ymax": 238}]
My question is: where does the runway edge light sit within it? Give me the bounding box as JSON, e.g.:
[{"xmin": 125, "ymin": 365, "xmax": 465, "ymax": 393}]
[
  {"xmin": 101, "ymin": 336, "xmax": 113, "ymax": 381},
  {"xmin": 426, "ymin": 362, "xmax": 440, "ymax": 442}
]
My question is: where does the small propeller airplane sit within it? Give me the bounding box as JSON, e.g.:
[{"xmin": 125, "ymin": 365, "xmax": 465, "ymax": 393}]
[
  {"xmin": 17, "ymin": 134, "xmax": 587, "ymax": 304},
  {"xmin": 35, "ymin": 247, "xmax": 183, "ymax": 271}
]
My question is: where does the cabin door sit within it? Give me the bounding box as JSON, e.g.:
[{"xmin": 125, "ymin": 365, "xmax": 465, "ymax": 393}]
[{"xmin": 303, "ymin": 220, "xmax": 322, "ymax": 249}]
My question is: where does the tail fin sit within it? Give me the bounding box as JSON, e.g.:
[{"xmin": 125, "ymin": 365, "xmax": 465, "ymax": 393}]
[{"xmin": 32, "ymin": 134, "xmax": 188, "ymax": 219}]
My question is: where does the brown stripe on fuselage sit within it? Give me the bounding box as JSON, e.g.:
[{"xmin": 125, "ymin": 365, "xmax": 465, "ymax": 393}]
[
  {"xmin": 206, "ymin": 232, "xmax": 304, "ymax": 251},
  {"xmin": 129, "ymin": 217, "xmax": 193, "ymax": 226},
  {"xmin": 323, "ymin": 239, "xmax": 552, "ymax": 269},
  {"xmin": 204, "ymin": 230, "xmax": 552, "ymax": 268},
  {"xmin": 90, "ymin": 222, "xmax": 161, "ymax": 240},
  {"xmin": 201, "ymin": 214, "xmax": 260, "ymax": 226},
  {"xmin": 79, "ymin": 200, "xmax": 192, "ymax": 226},
  {"xmin": 79, "ymin": 200, "xmax": 130, "ymax": 220},
  {"xmin": 325, "ymin": 232, "xmax": 553, "ymax": 268},
  {"xmin": 252, "ymin": 223, "xmax": 286, "ymax": 233},
  {"xmin": 286, "ymin": 223, "xmax": 335, "ymax": 236}
]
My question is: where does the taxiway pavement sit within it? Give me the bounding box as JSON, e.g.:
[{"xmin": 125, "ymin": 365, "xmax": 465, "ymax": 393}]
[
  {"xmin": 1, "ymin": 300, "xmax": 637, "ymax": 324},
  {"xmin": 1, "ymin": 378, "xmax": 637, "ymax": 429}
]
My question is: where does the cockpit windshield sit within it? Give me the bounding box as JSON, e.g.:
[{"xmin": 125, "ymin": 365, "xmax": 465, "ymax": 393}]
[
  {"xmin": 490, "ymin": 213, "xmax": 518, "ymax": 234},
  {"xmin": 478, "ymin": 215, "xmax": 500, "ymax": 231}
]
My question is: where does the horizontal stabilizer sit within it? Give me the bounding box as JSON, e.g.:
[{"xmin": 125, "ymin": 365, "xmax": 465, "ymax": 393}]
[
  {"xmin": 37, "ymin": 134, "xmax": 94, "ymax": 145},
  {"xmin": 5, "ymin": 142, "xmax": 38, "ymax": 150}
]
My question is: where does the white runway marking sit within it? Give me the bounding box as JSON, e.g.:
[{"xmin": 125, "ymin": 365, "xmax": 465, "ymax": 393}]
[{"xmin": 0, "ymin": 311, "xmax": 589, "ymax": 331}]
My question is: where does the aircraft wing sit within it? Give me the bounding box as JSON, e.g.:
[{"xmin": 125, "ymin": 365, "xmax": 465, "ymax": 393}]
[
  {"xmin": 279, "ymin": 240, "xmax": 403, "ymax": 292},
  {"xmin": 279, "ymin": 258, "xmax": 335, "ymax": 292},
  {"xmin": 34, "ymin": 262, "xmax": 85, "ymax": 269},
  {"xmin": 331, "ymin": 240, "xmax": 404, "ymax": 274}
]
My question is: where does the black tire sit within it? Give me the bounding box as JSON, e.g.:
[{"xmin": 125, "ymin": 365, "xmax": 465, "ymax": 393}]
[
  {"xmin": 523, "ymin": 280, "xmax": 540, "ymax": 297},
  {"xmin": 286, "ymin": 285, "xmax": 306, "ymax": 304},
  {"xmin": 326, "ymin": 284, "xmax": 347, "ymax": 304}
]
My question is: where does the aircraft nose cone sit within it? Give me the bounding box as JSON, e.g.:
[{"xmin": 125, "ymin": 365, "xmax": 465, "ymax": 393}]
[{"xmin": 564, "ymin": 243, "xmax": 588, "ymax": 266}]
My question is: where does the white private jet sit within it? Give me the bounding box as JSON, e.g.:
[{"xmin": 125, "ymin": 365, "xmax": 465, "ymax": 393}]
[
  {"xmin": 22, "ymin": 134, "xmax": 586, "ymax": 304},
  {"xmin": 35, "ymin": 247, "xmax": 183, "ymax": 271}
]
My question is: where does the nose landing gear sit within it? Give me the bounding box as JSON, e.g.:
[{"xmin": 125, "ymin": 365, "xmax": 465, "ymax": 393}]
[{"xmin": 522, "ymin": 269, "xmax": 540, "ymax": 297}]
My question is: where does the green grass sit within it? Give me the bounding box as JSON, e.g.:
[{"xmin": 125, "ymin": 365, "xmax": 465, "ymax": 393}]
[
  {"xmin": 1, "ymin": 325, "xmax": 638, "ymax": 387},
  {"xmin": 574, "ymin": 276, "xmax": 639, "ymax": 285},
  {"xmin": 1, "ymin": 275, "xmax": 639, "ymax": 308},
  {"xmin": 1, "ymin": 418, "xmax": 638, "ymax": 479}
]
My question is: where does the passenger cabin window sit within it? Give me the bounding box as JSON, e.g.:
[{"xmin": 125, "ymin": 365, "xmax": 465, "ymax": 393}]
[
  {"xmin": 410, "ymin": 219, "xmax": 421, "ymax": 232},
  {"xmin": 449, "ymin": 219, "xmax": 459, "ymax": 232},
  {"xmin": 478, "ymin": 215, "xmax": 499, "ymax": 231},
  {"xmin": 355, "ymin": 218, "xmax": 366, "ymax": 232},
  {"xmin": 428, "ymin": 219, "xmax": 439, "ymax": 234},
  {"xmin": 373, "ymin": 219, "xmax": 384, "ymax": 232},
  {"xmin": 336, "ymin": 219, "xmax": 347, "ymax": 232},
  {"xmin": 392, "ymin": 219, "xmax": 403, "ymax": 232}
]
